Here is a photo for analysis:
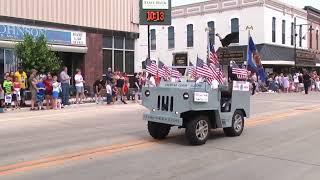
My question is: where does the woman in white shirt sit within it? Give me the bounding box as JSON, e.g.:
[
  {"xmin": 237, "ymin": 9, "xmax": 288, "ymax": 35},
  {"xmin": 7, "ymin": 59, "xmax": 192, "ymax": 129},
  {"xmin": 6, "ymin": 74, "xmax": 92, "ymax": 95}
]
[{"xmin": 74, "ymin": 69, "xmax": 85, "ymax": 104}]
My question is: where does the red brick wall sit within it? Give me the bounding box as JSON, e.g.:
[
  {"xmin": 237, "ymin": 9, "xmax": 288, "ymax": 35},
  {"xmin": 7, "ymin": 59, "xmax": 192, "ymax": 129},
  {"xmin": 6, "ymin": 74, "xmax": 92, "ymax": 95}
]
[{"xmin": 84, "ymin": 33, "xmax": 103, "ymax": 87}]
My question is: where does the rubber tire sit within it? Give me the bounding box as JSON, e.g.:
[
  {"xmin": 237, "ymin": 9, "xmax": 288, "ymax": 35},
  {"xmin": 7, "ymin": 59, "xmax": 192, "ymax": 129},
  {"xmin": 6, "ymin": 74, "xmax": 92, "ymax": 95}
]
[
  {"xmin": 185, "ymin": 115, "xmax": 210, "ymax": 145},
  {"xmin": 223, "ymin": 110, "xmax": 244, "ymax": 137},
  {"xmin": 147, "ymin": 121, "xmax": 171, "ymax": 140}
]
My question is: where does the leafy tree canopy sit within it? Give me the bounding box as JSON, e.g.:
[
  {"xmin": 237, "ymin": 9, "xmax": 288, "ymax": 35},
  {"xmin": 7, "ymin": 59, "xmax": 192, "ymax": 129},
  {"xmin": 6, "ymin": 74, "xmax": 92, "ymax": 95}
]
[{"xmin": 14, "ymin": 34, "xmax": 62, "ymax": 74}]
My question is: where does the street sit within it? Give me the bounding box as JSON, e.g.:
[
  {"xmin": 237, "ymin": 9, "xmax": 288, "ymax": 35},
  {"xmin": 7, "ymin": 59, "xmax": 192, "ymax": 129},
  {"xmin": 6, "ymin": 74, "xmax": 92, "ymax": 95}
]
[{"xmin": 0, "ymin": 93, "xmax": 320, "ymax": 180}]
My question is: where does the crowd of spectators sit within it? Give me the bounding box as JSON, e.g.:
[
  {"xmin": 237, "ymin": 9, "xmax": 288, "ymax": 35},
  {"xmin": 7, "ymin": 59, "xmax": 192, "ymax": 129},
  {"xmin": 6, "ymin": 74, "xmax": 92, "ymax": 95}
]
[
  {"xmin": 253, "ymin": 70, "xmax": 319, "ymax": 95},
  {"xmin": 0, "ymin": 66, "xmax": 148, "ymax": 111}
]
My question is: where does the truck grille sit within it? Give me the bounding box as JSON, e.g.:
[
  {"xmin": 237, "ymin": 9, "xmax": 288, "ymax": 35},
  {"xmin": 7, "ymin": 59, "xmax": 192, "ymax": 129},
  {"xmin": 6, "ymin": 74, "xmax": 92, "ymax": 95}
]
[{"xmin": 157, "ymin": 95, "xmax": 174, "ymax": 112}]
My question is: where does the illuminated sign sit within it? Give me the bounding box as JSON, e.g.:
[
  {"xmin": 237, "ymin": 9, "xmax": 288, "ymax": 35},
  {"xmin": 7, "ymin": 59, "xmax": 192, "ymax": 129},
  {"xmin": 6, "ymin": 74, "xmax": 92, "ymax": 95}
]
[
  {"xmin": 140, "ymin": 0, "xmax": 171, "ymax": 25},
  {"xmin": 146, "ymin": 11, "xmax": 166, "ymax": 22}
]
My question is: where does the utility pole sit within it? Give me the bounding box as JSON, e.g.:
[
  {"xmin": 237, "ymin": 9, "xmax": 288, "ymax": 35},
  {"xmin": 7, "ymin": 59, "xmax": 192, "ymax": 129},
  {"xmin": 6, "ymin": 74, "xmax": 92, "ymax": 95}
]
[
  {"xmin": 294, "ymin": 17, "xmax": 297, "ymax": 70},
  {"xmin": 147, "ymin": 25, "xmax": 150, "ymax": 59}
]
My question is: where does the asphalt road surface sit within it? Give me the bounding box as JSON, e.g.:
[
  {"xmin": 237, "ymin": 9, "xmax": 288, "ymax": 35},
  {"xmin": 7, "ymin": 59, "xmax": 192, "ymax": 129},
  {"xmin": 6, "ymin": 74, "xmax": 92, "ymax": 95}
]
[{"xmin": 0, "ymin": 93, "xmax": 320, "ymax": 180}]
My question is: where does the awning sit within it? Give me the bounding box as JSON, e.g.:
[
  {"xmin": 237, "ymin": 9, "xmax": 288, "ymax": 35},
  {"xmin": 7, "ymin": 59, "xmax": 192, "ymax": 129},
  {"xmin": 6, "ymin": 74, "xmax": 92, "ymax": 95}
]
[
  {"xmin": 217, "ymin": 44, "xmax": 317, "ymax": 66},
  {"xmin": 261, "ymin": 60, "xmax": 295, "ymax": 65},
  {"xmin": 0, "ymin": 40, "xmax": 87, "ymax": 53}
]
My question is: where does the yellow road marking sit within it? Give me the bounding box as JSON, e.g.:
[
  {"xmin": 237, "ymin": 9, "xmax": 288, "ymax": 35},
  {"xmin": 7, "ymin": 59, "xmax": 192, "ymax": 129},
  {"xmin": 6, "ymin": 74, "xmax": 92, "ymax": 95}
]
[{"xmin": 0, "ymin": 140, "xmax": 155, "ymax": 176}]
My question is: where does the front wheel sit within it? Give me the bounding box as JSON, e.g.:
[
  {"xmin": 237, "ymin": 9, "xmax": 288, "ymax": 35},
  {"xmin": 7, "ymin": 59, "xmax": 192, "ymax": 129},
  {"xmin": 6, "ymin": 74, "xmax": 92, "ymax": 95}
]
[
  {"xmin": 148, "ymin": 121, "xmax": 171, "ymax": 140},
  {"xmin": 185, "ymin": 115, "xmax": 210, "ymax": 145},
  {"xmin": 223, "ymin": 110, "xmax": 244, "ymax": 137}
]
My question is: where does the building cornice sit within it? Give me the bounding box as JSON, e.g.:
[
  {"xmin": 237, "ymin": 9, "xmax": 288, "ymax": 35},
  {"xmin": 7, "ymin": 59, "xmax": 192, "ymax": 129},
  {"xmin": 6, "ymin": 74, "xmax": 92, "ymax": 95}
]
[{"xmin": 172, "ymin": 0, "xmax": 307, "ymax": 19}]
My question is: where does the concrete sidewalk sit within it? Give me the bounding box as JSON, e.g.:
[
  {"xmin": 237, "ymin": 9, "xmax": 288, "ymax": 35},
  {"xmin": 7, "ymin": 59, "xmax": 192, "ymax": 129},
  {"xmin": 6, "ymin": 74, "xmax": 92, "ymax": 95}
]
[{"xmin": 1, "ymin": 100, "xmax": 141, "ymax": 114}]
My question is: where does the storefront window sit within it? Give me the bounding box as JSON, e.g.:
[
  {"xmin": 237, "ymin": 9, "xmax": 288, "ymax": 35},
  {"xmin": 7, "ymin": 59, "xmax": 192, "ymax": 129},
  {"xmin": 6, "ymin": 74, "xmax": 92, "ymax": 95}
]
[
  {"xmin": 102, "ymin": 36, "xmax": 135, "ymax": 74},
  {"xmin": 103, "ymin": 50, "xmax": 112, "ymax": 73},
  {"xmin": 114, "ymin": 37, "xmax": 124, "ymax": 49},
  {"xmin": 114, "ymin": 50, "xmax": 124, "ymax": 72},
  {"xmin": 125, "ymin": 51, "xmax": 134, "ymax": 74},
  {"xmin": 125, "ymin": 38, "xmax": 135, "ymax": 50},
  {"xmin": 103, "ymin": 36, "xmax": 113, "ymax": 48}
]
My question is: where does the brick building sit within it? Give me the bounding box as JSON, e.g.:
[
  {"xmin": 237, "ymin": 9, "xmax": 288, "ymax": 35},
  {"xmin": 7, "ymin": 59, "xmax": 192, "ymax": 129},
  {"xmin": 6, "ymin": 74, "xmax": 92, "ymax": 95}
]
[
  {"xmin": 0, "ymin": 0, "xmax": 140, "ymax": 85},
  {"xmin": 304, "ymin": 6, "xmax": 320, "ymax": 67}
]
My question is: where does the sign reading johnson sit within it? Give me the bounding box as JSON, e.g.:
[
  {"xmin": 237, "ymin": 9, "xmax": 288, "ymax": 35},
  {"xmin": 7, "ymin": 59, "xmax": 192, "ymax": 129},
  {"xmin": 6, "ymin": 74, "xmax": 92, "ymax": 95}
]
[{"xmin": 0, "ymin": 23, "xmax": 86, "ymax": 46}]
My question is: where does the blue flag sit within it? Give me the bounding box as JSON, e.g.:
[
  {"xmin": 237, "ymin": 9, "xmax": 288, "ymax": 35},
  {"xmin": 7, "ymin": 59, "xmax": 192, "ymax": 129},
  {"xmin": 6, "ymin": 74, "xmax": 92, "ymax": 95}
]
[{"xmin": 247, "ymin": 36, "xmax": 267, "ymax": 82}]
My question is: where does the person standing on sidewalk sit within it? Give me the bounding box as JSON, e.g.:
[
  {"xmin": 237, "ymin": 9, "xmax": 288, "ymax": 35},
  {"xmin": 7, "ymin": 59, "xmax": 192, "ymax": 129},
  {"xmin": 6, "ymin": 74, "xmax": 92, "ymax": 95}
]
[
  {"xmin": 14, "ymin": 67, "xmax": 27, "ymax": 106},
  {"xmin": 74, "ymin": 69, "xmax": 85, "ymax": 104},
  {"xmin": 44, "ymin": 73, "xmax": 53, "ymax": 110},
  {"xmin": 3, "ymin": 75, "xmax": 13, "ymax": 110},
  {"xmin": 28, "ymin": 69, "xmax": 38, "ymax": 111},
  {"xmin": 116, "ymin": 73, "xmax": 127, "ymax": 104},
  {"xmin": 303, "ymin": 70, "xmax": 311, "ymax": 94},
  {"xmin": 106, "ymin": 81, "xmax": 112, "ymax": 105},
  {"xmin": 52, "ymin": 75, "xmax": 62, "ymax": 110},
  {"xmin": 60, "ymin": 66, "xmax": 71, "ymax": 106}
]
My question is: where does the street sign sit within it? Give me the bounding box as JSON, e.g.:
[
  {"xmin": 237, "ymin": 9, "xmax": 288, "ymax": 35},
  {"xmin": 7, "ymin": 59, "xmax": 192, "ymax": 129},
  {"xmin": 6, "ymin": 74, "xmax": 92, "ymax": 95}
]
[{"xmin": 140, "ymin": 0, "xmax": 172, "ymax": 25}]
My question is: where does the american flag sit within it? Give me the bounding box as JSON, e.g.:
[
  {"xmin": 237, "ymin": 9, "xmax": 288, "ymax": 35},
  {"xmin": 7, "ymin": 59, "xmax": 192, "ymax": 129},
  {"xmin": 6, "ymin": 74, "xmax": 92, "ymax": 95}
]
[
  {"xmin": 146, "ymin": 58, "xmax": 158, "ymax": 75},
  {"xmin": 158, "ymin": 60, "xmax": 170, "ymax": 78},
  {"xmin": 232, "ymin": 67, "xmax": 248, "ymax": 80},
  {"xmin": 171, "ymin": 68, "xmax": 181, "ymax": 78},
  {"xmin": 196, "ymin": 57, "xmax": 213, "ymax": 79},
  {"xmin": 208, "ymin": 42, "xmax": 219, "ymax": 65},
  {"xmin": 207, "ymin": 43, "xmax": 224, "ymax": 84},
  {"xmin": 208, "ymin": 64, "xmax": 224, "ymax": 84},
  {"xmin": 188, "ymin": 62, "xmax": 197, "ymax": 79}
]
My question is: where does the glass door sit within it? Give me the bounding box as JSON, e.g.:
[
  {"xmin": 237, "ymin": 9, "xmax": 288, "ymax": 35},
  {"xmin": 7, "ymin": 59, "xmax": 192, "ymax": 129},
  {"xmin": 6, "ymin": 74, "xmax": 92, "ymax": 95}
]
[
  {"xmin": 4, "ymin": 49, "xmax": 17, "ymax": 74},
  {"xmin": 0, "ymin": 49, "xmax": 4, "ymax": 82}
]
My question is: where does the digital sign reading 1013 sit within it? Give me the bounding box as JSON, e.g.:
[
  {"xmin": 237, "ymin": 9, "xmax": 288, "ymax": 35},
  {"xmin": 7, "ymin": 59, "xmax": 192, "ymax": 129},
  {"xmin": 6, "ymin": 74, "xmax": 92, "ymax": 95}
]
[
  {"xmin": 140, "ymin": 0, "xmax": 171, "ymax": 25},
  {"xmin": 146, "ymin": 11, "xmax": 165, "ymax": 22}
]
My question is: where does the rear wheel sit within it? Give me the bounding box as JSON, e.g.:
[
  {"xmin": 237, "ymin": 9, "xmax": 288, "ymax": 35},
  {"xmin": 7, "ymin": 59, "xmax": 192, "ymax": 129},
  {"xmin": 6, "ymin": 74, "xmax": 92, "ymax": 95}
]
[
  {"xmin": 148, "ymin": 121, "xmax": 171, "ymax": 140},
  {"xmin": 185, "ymin": 115, "xmax": 210, "ymax": 145},
  {"xmin": 223, "ymin": 110, "xmax": 244, "ymax": 137}
]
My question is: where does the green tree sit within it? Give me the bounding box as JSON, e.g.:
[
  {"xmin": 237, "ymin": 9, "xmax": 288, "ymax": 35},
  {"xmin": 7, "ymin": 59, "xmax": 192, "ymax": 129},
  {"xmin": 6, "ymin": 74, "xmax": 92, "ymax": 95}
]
[{"xmin": 14, "ymin": 34, "xmax": 62, "ymax": 74}]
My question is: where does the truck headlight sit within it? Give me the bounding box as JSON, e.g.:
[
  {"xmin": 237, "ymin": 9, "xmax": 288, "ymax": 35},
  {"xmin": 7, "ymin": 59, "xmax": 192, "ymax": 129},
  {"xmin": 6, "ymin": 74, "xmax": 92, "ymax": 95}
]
[
  {"xmin": 183, "ymin": 92, "xmax": 189, "ymax": 100},
  {"xmin": 145, "ymin": 90, "xmax": 150, "ymax": 97}
]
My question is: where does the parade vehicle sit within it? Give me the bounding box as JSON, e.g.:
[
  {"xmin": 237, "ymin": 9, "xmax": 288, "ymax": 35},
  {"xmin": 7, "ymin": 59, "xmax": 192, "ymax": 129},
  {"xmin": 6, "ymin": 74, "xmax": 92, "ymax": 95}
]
[{"xmin": 142, "ymin": 70, "xmax": 250, "ymax": 145}]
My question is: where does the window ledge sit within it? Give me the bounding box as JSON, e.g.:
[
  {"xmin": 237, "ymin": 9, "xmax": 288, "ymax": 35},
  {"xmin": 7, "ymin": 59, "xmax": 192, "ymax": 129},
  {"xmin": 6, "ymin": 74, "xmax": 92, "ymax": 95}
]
[
  {"xmin": 187, "ymin": 47, "xmax": 194, "ymax": 49},
  {"xmin": 168, "ymin": 48, "xmax": 175, "ymax": 51}
]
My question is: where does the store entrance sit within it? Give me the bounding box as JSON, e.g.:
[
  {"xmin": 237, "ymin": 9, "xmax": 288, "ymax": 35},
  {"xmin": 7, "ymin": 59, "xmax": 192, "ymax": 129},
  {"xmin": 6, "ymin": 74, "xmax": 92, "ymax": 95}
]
[
  {"xmin": 0, "ymin": 50, "xmax": 4, "ymax": 82},
  {"xmin": 57, "ymin": 52, "xmax": 85, "ymax": 85}
]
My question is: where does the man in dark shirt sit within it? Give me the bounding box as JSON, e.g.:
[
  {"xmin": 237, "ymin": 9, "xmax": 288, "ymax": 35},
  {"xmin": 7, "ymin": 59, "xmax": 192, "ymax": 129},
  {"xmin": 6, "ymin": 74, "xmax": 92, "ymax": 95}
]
[{"xmin": 302, "ymin": 70, "xmax": 311, "ymax": 94}]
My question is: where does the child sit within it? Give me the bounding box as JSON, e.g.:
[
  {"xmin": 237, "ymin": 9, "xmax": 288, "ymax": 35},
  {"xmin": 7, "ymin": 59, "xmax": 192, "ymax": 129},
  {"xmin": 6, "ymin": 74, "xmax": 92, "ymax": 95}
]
[
  {"xmin": 52, "ymin": 76, "xmax": 62, "ymax": 110},
  {"xmin": 3, "ymin": 76, "xmax": 13, "ymax": 110},
  {"xmin": 36, "ymin": 77, "xmax": 46, "ymax": 110},
  {"xmin": 106, "ymin": 81, "xmax": 112, "ymax": 105},
  {"xmin": 12, "ymin": 77, "xmax": 21, "ymax": 109},
  {"xmin": 112, "ymin": 81, "xmax": 118, "ymax": 104}
]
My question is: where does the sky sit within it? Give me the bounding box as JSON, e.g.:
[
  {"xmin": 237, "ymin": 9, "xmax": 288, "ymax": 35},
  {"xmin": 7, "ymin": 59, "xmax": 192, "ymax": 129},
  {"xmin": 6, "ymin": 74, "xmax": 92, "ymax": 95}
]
[{"xmin": 172, "ymin": 0, "xmax": 320, "ymax": 9}]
